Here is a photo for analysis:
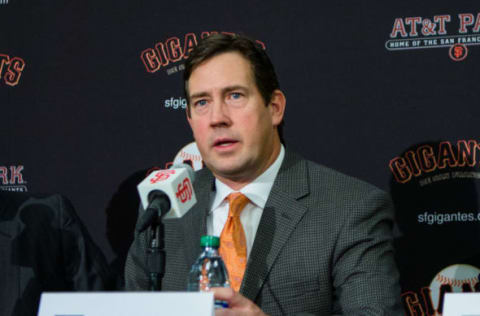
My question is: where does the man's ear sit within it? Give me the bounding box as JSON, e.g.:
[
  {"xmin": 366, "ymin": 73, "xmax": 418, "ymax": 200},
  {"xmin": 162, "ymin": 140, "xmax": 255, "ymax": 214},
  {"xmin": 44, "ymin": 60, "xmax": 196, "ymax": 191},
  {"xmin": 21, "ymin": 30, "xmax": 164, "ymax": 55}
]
[{"xmin": 268, "ymin": 89, "xmax": 286, "ymax": 127}]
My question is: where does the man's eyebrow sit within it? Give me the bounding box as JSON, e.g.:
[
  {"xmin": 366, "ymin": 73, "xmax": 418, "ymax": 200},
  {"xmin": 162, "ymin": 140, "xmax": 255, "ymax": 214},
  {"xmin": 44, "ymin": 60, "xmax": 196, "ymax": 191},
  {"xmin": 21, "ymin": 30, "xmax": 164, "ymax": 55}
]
[
  {"xmin": 189, "ymin": 85, "xmax": 248, "ymax": 100},
  {"xmin": 222, "ymin": 85, "xmax": 248, "ymax": 94},
  {"xmin": 189, "ymin": 91, "xmax": 210, "ymax": 100}
]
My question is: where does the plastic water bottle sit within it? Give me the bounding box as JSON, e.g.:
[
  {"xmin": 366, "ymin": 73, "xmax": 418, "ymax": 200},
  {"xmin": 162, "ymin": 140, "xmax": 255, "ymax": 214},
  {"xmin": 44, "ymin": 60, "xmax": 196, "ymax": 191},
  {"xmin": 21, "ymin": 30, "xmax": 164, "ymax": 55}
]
[{"xmin": 187, "ymin": 235, "xmax": 230, "ymax": 308}]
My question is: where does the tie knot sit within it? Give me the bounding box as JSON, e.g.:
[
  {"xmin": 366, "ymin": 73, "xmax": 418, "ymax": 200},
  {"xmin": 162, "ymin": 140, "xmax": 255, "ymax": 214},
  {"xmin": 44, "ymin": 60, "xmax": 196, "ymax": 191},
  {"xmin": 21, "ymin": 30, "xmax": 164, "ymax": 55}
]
[{"xmin": 227, "ymin": 192, "xmax": 249, "ymax": 217}]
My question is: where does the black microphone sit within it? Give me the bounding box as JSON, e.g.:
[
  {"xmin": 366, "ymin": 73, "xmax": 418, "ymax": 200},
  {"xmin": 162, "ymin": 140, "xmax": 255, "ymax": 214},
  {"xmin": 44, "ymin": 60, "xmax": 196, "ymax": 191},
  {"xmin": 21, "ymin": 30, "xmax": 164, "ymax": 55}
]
[{"xmin": 136, "ymin": 191, "xmax": 170, "ymax": 233}]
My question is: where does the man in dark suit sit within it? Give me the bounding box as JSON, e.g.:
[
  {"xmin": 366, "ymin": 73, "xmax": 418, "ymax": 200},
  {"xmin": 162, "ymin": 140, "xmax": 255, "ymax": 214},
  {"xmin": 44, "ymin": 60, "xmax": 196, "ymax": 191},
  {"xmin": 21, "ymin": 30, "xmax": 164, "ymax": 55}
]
[
  {"xmin": 125, "ymin": 34, "xmax": 402, "ymax": 315},
  {"xmin": 0, "ymin": 191, "xmax": 111, "ymax": 316}
]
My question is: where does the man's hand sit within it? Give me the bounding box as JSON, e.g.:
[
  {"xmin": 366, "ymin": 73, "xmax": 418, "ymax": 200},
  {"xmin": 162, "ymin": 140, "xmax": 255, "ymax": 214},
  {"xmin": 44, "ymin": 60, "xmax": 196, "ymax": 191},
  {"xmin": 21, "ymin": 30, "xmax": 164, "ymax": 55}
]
[{"xmin": 212, "ymin": 287, "xmax": 268, "ymax": 316}]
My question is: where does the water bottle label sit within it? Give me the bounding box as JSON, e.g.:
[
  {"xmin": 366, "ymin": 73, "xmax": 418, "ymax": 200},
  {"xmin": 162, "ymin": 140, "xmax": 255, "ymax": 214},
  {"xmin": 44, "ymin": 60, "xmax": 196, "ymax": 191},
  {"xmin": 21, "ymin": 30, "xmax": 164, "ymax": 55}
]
[{"xmin": 214, "ymin": 300, "xmax": 229, "ymax": 309}]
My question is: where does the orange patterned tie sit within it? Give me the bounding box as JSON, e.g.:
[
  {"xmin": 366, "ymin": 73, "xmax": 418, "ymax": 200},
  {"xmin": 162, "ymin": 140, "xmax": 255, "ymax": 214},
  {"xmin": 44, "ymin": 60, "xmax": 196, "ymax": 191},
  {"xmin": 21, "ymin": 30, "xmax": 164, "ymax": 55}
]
[{"xmin": 219, "ymin": 192, "xmax": 249, "ymax": 291}]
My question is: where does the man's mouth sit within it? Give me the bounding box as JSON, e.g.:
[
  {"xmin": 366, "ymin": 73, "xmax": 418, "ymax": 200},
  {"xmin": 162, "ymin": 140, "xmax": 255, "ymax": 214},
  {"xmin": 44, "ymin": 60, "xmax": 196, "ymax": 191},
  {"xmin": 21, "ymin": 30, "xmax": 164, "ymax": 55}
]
[{"xmin": 213, "ymin": 138, "xmax": 238, "ymax": 148}]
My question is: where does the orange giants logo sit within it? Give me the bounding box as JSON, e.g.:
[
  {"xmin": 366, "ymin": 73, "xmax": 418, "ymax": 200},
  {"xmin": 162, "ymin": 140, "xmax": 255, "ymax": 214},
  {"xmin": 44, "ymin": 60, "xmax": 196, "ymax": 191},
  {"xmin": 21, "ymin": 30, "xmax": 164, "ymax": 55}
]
[
  {"xmin": 449, "ymin": 43, "xmax": 468, "ymax": 61},
  {"xmin": 140, "ymin": 31, "xmax": 266, "ymax": 75},
  {"xmin": 176, "ymin": 178, "xmax": 193, "ymax": 203},
  {"xmin": 0, "ymin": 54, "xmax": 25, "ymax": 86},
  {"xmin": 389, "ymin": 140, "xmax": 479, "ymax": 184}
]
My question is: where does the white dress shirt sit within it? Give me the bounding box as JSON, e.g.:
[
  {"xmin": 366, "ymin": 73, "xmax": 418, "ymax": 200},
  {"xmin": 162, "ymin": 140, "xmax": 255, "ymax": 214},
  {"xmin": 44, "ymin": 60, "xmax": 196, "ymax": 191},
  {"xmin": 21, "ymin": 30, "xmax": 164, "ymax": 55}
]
[{"xmin": 206, "ymin": 145, "xmax": 285, "ymax": 259}]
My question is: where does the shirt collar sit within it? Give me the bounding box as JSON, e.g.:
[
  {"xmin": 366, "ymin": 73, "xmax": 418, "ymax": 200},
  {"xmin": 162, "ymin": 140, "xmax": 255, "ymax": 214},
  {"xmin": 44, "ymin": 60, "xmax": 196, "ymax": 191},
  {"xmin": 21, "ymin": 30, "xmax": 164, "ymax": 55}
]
[{"xmin": 211, "ymin": 145, "xmax": 285, "ymax": 210}]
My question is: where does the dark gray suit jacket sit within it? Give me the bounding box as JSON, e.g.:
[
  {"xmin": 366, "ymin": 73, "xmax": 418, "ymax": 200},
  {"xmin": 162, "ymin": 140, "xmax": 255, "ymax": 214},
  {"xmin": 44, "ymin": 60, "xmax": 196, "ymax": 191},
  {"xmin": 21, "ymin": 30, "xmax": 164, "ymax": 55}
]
[
  {"xmin": 0, "ymin": 192, "xmax": 110, "ymax": 316},
  {"xmin": 125, "ymin": 151, "xmax": 402, "ymax": 315}
]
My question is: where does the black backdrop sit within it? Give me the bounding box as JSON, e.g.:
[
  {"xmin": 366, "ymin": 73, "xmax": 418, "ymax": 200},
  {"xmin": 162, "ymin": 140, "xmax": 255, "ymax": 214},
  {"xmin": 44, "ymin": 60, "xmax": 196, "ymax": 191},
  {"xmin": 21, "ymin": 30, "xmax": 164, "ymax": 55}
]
[{"xmin": 2, "ymin": 1, "xmax": 480, "ymax": 314}]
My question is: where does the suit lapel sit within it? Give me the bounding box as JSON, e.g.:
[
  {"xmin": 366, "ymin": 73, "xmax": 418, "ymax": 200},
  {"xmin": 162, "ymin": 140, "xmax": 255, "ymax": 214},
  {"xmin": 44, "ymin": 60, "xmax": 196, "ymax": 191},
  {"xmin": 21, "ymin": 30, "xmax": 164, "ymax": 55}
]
[{"xmin": 241, "ymin": 151, "xmax": 310, "ymax": 301}]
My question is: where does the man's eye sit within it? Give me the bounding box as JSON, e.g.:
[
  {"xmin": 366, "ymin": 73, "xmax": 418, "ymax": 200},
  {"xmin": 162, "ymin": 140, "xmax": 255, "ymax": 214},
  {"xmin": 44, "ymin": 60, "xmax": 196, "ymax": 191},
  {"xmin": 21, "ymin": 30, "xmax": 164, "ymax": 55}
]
[
  {"xmin": 230, "ymin": 92, "xmax": 242, "ymax": 99},
  {"xmin": 195, "ymin": 99, "xmax": 207, "ymax": 107}
]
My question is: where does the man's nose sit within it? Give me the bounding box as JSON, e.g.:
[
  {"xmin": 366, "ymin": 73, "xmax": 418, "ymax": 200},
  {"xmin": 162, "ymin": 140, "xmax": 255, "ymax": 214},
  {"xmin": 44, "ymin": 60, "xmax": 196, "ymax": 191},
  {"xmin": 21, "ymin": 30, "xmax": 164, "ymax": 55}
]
[{"xmin": 209, "ymin": 100, "xmax": 231, "ymax": 127}]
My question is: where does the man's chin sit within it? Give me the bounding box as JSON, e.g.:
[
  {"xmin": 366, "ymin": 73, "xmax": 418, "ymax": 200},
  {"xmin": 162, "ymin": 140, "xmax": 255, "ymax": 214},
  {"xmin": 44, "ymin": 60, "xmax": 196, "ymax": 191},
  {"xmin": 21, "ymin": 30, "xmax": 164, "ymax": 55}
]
[
  {"xmin": 208, "ymin": 162, "xmax": 251, "ymax": 181},
  {"xmin": 212, "ymin": 166, "xmax": 245, "ymax": 178}
]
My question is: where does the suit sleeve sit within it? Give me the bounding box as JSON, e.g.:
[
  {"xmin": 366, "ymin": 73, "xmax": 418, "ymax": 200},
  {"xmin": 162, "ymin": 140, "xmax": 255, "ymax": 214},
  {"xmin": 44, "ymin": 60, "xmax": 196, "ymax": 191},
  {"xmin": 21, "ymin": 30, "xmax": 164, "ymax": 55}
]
[{"xmin": 331, "ymin": 188, "xmax": 403, "ymax": 315}]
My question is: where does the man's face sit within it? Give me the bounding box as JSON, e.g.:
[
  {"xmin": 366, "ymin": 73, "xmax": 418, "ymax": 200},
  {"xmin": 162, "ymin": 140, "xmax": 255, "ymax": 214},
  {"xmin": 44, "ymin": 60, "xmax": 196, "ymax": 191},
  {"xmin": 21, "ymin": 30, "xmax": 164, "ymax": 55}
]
[{"xmin": 186, "ymin": 52, "xmax": 285, "ymax": 188}]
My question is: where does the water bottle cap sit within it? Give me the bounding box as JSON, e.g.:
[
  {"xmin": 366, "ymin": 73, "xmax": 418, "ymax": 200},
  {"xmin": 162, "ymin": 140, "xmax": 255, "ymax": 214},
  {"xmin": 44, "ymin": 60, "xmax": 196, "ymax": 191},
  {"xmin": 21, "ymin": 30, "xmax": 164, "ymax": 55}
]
[{"xmin": 200, "ymin": 235, "xmax": 220, "ymax": 247}]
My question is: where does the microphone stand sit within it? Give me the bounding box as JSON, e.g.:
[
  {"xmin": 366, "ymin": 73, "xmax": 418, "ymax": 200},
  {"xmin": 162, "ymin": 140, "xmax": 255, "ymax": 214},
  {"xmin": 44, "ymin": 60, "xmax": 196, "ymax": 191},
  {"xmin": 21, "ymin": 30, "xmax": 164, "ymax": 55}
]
[
  {"xmin": 145, "ymin": 192, "xmax": 170, "ymax": 291},
  {"xmin": 147, "ymin": 222, "xmax": 164, "ymax": 291}
]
